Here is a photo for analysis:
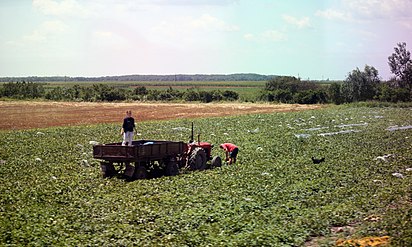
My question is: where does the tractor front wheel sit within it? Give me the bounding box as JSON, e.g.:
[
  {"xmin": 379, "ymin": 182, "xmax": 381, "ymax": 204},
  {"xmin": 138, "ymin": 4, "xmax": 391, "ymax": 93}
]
[{"xmin": 211, "ymin": 156, "xmax": 222, "ymax": 168}]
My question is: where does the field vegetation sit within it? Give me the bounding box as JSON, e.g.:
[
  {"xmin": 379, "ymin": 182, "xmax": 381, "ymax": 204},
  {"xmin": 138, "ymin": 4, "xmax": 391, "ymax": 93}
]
[
  {"xmin": 2, "ymin": 77, "xmax": 408, "ymax": 104},
  {"xmin": 1, "ymin": 104, "xmax": 411, "ymax": 246},
  {"xmin": 0, "ymin": 81, "xmax": 251, "ymax": 102}
]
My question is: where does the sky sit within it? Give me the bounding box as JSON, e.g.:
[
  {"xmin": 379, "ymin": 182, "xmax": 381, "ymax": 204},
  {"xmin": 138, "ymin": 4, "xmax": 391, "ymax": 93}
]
[{"xmin": 1, "ymin": 0, "xmax": 411, "ymax": 80}]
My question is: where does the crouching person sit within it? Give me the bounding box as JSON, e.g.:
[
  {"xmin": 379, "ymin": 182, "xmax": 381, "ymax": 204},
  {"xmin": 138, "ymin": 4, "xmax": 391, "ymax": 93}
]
[
  {"xmin": 220, "ymin": 143, "xmax": 239, "ymax": 165},
  {"xmin": 121, "ymin": 110, "xmax": 136, "ymax": 146}
]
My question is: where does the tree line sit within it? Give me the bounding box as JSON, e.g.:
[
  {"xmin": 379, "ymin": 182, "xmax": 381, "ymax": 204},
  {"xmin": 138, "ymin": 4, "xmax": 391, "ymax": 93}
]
[
  {"xmin": 0, "ymin": 83, "xmax": 239, "ymax": 102},
  {"xmin": 1, "ymin": 42, "xmax": 411, "ymax": 104},
  {"xmin": 329, "ymin": 42, "xmax": 411, "ymax": 104},
  {"xmin": 0, "ymin": 73, "xmax": 275, "ymax": 82},
  {"xmin": 260, "ymin": 42, "xmax": 412, "ymax": 104},
  {"xmin": 259, "ymin": 76, "xmax": 328, "ymax": 104}
]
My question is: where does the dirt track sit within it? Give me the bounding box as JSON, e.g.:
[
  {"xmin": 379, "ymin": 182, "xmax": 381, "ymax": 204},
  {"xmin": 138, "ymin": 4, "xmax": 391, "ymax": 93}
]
[{"xmin": 0, "ymin": 101, "xmax": 322, "ymax": 130}]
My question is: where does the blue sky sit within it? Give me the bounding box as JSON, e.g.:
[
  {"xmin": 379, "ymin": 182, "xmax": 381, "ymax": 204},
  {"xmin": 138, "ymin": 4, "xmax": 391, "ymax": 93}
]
[{"xmin": 1, "ymin": 0, "xmax": 411, "ymax": 80}]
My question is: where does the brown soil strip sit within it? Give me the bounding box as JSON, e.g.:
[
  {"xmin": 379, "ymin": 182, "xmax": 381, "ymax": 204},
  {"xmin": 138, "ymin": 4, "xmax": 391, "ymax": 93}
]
[{"xmin": 0, "ymin": 101, "xmax": 322, "ymax": 130}]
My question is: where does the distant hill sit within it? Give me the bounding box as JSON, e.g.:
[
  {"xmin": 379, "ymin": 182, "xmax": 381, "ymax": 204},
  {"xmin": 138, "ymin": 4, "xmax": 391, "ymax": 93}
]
[{"xmin": 0, "ymin": 73, "xmax": 277, "ymax": 82}]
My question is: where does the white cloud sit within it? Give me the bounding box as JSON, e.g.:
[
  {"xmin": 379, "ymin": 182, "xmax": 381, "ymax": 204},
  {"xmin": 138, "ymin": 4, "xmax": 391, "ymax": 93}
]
[
  {"xmin": 356, "ymin": 29, "xmax": 378, "ymax": 39},
  {"xmin": 244, "ymin": 30, "xmax": 287, "ymax": 42},
  {"xmin": 400, "ymin": 20, "xmax": 412, "ymax": 30},
  {"xmin": 81, "ymin": 0, "xmax": 238, "ymax": 15},
  {"xmin": 316, "ymin": 0, "xmax": 412, "ymax": 24},
  {"xmin": 152, "ymin": 14, "xmax": 238, "ymax": 34},
  {"xmin": 91, "ymin": 30, "xmax": 130, "ymax": 49},
  {"xmin": 150, "ymin": 13, "xmax": 238, "ymax": 47},
  {"xmin": 33, "ymin": 0, "xmax": 90, "ymax": 17},
  {"xmin": 243, "ymin": 33, "xmax": 255, "ymax": 41},
  {"xmin": 93, "ymin": 31, "xmax": 113, "ymax": 38},
  {"xmin": 344, "ymin": 0, "xmax": 412, "ymax": 19},
  {"xmin": 24, "ymin": 31, "xmax": 47, "ymax": 43},
  {"xmin": 189, "ymin": 14, "xmax": 239, "ymax": 32},
  {"xmin": 262, "ymin": 30, "xmax": 287, "ymax": 42},
  {"xmin": 282, "ymin": 15, "xmax": 311, "ymax": 29},
  {"xmin": 23, "ymin": 20, "xmax": 67, "ymax": 43},
  {"xmin": 118, "ymin": 0, "xmax": 238, "ymax": 6},
  {"xmin": 315, "ymin": 9, "xmax": 352, "ymax": 21}
]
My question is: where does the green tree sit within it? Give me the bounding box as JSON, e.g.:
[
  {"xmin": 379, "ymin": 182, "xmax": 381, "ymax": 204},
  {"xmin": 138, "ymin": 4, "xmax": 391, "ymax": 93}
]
[
  {"xmin": 183, "ymin": 89, "xmax": 199, "ymax": 101},
  {"xmin": 265, "ymin": 76, "xmax": 300, "ymax": 92},
  {"xmin": 1, "ymin": 81, "xmax": 45, "ymax": 99},
  {"xmin": 133, "ymin": 86, "xmax": 148, "ymax": 95},
  {"xmin": 222, "ymin": 90, "xmax": 239, "ymax": 101},
  {"xmin": 271, "ymin": 90, "xmax": 293, "ymax": 103},
  {"xmin": 210, "ymin": 90, "xmax": 223, "ymax": 101},
  {"xmin": 103, "ymin": 88, "xmax": 126, "ymax": 101},
  {"xmin": 377, "ymin": 83, "xmax": 411, "ymax": 102},
  {"xmin": 388, "ymin": 42, "xmax": 412, "ymax": 91},
  {"xmin": 199, "ymin": 91, "xmax": 213, "ymax": 103},
  {"xmin": 342, "ymin": 65, "xmax": 380, "ymax": 102},
  {"xmin": 45, "ymin": 87, "xmax": 64, "ymax": 100},
  {"xmin": 328, "ymin": 82, "xmax": 343, "ymax": 104}
]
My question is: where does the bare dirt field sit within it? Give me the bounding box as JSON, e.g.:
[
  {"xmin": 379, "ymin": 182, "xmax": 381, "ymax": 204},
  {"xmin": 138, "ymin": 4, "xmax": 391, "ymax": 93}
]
[{"xmin": 0, "ymin": 101, "xmax": 322, "ymax": 130}]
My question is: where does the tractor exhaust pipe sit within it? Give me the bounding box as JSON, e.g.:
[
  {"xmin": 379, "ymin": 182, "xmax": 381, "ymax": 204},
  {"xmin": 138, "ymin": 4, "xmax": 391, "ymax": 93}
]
[
  {"xmin": 190, "ymin": 122, "xmax": 194, "ymax": 143},
  {"xmin": 189, "ymin": 122, "xmax": 200, "ymax": 144}
]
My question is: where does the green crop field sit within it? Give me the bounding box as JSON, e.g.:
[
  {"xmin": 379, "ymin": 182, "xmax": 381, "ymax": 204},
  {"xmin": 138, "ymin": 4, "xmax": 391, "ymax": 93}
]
[{"xmin": 1, "ymin": 105, "xmax": 411, "ymax": 246}]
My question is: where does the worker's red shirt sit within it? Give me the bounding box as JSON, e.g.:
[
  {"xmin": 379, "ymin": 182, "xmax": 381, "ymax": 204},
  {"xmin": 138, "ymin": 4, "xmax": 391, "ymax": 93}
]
[{"xmin": 220, "ymin": 143, "xmax": 237, "ymax": 152}]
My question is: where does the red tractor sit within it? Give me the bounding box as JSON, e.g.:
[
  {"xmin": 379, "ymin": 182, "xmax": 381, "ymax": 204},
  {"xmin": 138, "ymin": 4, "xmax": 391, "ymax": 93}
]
[
  {"xmin": 93, "ymin": 122, "xmax": 222, "ymax": 179},
  {"xmin": 183, "ymin": 122, "xmax": 222, "ymax": 170}
]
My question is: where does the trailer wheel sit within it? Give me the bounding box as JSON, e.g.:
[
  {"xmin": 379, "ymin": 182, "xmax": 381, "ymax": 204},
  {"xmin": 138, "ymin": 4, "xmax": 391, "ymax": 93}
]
[
  {"xmin": 124, "ymin": 162, "xmax": 135, "ymax": 178},
  {"xmin": 100, "ymin": 162, "xmax": 116, "ymax": 178},
  {"xmin": 188, "ymin": 147, "xmax": 207, "ymax": 171},
  {"xmin": 165, "ymin": 158, "xmax": 179, "ymax": 176},
  {"xmin": 148, "ymin": 162, "xmax": 164, "ymax": 179},
  {"xmin": 133, "ymin": 165, "xmax": 148, "ymax": 180},
  {"xmin": 211, "ymin": 156, "xmax": 222, "ymax": 168}
]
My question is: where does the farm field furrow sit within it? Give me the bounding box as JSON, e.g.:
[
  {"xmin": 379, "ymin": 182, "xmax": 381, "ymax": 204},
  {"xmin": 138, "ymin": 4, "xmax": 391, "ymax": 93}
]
[
  {"xmin": 0, "ymin": 105, "xmax": 411, "ymax": 246},
  {"xmin": 0, "ymin": 101, "xmax": 320, "ymax": 130}
]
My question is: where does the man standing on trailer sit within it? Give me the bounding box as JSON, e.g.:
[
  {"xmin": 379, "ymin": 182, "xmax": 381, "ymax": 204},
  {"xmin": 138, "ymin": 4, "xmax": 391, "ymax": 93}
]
[
  {"xmin": 121, "ymin": 110, "xmax": 136, "ymax": 146},
  {"xmin": 220, "ymin": 143, "xmax": 239, "ymax": 165}
]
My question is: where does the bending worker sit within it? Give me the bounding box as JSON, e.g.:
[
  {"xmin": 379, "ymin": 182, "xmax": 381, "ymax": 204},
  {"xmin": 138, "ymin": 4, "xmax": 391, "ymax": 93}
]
[{"xmin": 220, "ymin": 143, "xmax": 239, "ymax": 165}]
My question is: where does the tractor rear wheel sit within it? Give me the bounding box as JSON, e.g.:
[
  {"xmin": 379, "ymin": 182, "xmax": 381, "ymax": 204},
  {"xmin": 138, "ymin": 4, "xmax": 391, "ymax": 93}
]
[
  {"xmin": 211, "ymin": 156, "xmax": 222, "ymax": 168},
  {"xmin": 188, "ymin": 147, "xmax": 207, "ymax": 171}
]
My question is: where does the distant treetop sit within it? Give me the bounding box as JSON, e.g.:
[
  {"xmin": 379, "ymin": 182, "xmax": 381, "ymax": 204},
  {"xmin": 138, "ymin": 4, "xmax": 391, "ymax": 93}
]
[{"xmin": 0, "ymin": 73, "xmax": 278, "ymax": 82}]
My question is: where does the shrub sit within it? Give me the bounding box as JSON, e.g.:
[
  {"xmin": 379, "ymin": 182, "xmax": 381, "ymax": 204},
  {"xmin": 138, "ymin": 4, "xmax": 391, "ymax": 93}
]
[
  {"xmin": 222, "ymin": 90, "xmax": 239, "ymax": 101},
  {"xmin": 199, "ymin": 91, "xmax": 213, "ymax": 103},
  {"xmin": 293, "ymin": 90, "xmax": 327, "ymax": 104},
  {"xmin": 1, "ymin": 81, "xmax": 45, "ymax": 99},
  {"xmin": 101, "ymin": 88, "xmax": 127, "ymax": 101},
  {"xmin": 377, "ymin": 83, "xmax": 411, "ymax": 102},
  {"xmin": 328, "ymin": 82, "xmax": 344, "ymax": 105},
  {"xmin": 45, "ymin": 87, "xmax": 64, "ymax": 101},
  {"xmin": 184, "ymin": 89, "xmax": 200, "ymax": 101},
  {"xmin": 133, "ymin": 86, "xmax": 148, "ymax": 95},
  {"xmin": 260, "ymin": 76, "xmax": 325, "ymax": 104}
]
